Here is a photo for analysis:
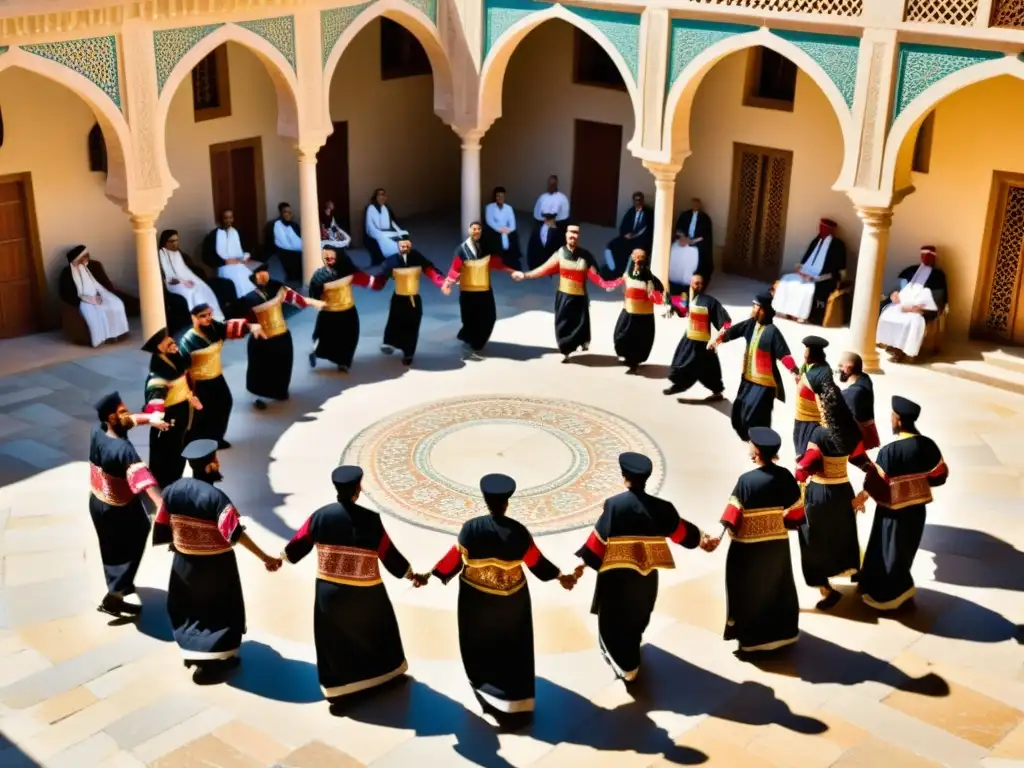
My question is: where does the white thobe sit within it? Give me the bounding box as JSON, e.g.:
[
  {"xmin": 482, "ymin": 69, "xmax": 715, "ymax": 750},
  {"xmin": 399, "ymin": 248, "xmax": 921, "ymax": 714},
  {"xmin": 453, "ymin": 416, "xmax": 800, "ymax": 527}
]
[
  {"xmin": 215, "ymin": 228, "xmax": 254, "ymax": 298},
  {"xmin": 159, "ymin": 248, "xmax": 224, "ymax": 319},
  {"xmin": 274, "ymin": 220, "xmax": 303, "ymax": 252},
  {"xmin": 533, "ymin": 192, "xmax": 570, "ymax": 222},
  {"xmin": 322, "ymin": 217, "xmax": 351, "ymax": 250},
  {"xmin": 669, "ymin": 242, "xmax": 700, "ymax": 287},
  {"xmin": 365, "ymin": 205, "xmax": 407, "ymax": 258},
  {"xmin": 72, "ymin": 264, "xmax": 128, "ymax": 347},
  {"xmin": 876, "ymin": 265, "xmax": 937, "ymax": 358},
  {"xmin": 485, "ymin": 202, "xmax": 517, "ymax": 251},
  {"xmin": 773, "ymin": 235, "xmax": 833, "ymax": 321}
]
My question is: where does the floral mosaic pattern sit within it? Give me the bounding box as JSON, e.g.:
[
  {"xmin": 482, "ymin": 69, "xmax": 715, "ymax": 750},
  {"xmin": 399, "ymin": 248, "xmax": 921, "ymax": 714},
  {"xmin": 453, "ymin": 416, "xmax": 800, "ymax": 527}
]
[
  {"xmin": 238, "ymin": 16, "xmax": 297, "ymax": 71},
  {"xmin": 153, "ymin": 24, "xmax": 224, "ymax": 94},
  {"xmin": 775, "ymin": 29, "xmax": 859, "ymax": 109},
  {"xmin": 404, "ymin": 0, "xmax": 438, "ymax": 23},
  {"xmin": 667, "ymin": 20, "xmax": 756, "ymax": 94},
  {"xmin": 892, "ymin": 43, "xmax": 1002, "ymax": 123},
  {"xmin": 22, "ymin": 35, "xmax": 121, "ymax": 110},
  {"xmin": 342, "ymin": 395, "xmax": 664, "ymax": 534},
  {"xmin": 321, "ymin": 4, "xmax": 372, "ymax": 68}
]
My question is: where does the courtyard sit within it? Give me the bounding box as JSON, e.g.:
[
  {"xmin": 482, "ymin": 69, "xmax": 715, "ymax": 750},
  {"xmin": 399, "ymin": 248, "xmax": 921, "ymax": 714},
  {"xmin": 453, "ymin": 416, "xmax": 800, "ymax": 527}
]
[{"xmin": 0, "ymin": 230, "xmax": 1022, "ymax": 767}]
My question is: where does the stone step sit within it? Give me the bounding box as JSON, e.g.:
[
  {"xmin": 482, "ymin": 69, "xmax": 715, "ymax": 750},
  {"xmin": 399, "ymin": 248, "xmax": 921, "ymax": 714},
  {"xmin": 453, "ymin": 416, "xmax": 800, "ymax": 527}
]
[
  {"xmin": 928, "ymin": 359, "xmax": 1024, "ymax": 397},
  {"xmin": 980, "ymin": 348, "xmax": 1024, "ymax": 377}
]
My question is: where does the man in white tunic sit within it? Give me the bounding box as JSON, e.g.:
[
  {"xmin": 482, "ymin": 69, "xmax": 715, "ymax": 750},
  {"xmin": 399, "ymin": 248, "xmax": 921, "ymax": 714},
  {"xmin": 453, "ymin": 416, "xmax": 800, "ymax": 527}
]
[
  {"xmin": 272, "ymin": 203, "xmax": 304, "ymax": 282},
  {"xmin": 158, "ymin": 230, "xmax": 224, "ymax": 320},
  {"xmin": 669, "ymin": 231, "xmax": 701, "ymax": 300},
  {"xmin": 773, "ymin": 218, "xmax": 846, "ymax": 324},
  {"xmin": 532, "ymin": 175, "xmax": 570, "ymax": 224},
  {"xmin": 483, "ymin": 186, "xmax": 522, "ymax": 268},
  {"xmin": 212, "ymin": 210, "xmax": 257, "ymax": 300},
  {"xmin": 365, "ymin": 188, "xmax": 408, "ymax": 263},
  {"xmin": 320, "ymin": 200, "xmax": 352, "ymax": 251},
  {"xmin": 59, "ymin": 246, "xmax": 130, "ymax": 347},
  {"xmin": 876, "ymin": 245, "xmax": 948, "ymax": 362},
  {"xmin": 674, "ymin": 198, "xmax": 714, "ymax": 286}
]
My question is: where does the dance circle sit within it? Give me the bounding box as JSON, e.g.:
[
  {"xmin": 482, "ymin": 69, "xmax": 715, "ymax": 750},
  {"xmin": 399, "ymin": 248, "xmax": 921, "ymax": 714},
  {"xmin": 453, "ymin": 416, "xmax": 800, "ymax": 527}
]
[{"xmin": 341, "ymin": 395, "xmax": 665, "ymax": 535}]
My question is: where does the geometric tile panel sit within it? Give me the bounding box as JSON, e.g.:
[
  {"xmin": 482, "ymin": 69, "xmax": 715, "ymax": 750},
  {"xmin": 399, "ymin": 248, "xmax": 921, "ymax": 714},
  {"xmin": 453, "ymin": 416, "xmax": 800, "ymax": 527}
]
[
  {"xmin": 484, "ymin": 0, "xmax": 552, "ymax": 60},
  {"xmin": 237, "ymin": 16, "xmax": 297, "ymax": 71},
  {"xmin": 153, "ymin": 24, "xmax": 224, "ymax": 94},
  {"xmin": 321, "ymin": 4, "xmax": 373, "ymax": 68},
  {"xmin": 892, "ymin": 43, "xmax": 1003, "ymax": 124},
  {"xmin": 667, "ymin": 19, "xmax": 757, "ymax": 94},
  {"xmin": 774, "ymin": 29, "xmax": 861, "ymax": 109},
  {"xmin": 21, "ymin": 35, "xmax": 122, "ymax": 111}
]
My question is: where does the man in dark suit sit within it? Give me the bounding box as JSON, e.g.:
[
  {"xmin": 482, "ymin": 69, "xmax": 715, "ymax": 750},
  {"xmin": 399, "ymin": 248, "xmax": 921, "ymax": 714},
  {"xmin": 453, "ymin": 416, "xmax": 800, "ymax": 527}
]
[
  {"xmin": 526, "ymin": 211, "xmax": 565, "ymax": 271},
  {"xmin": 603, "ymin": 192, "xmax": 653, "ymax": 275},
  {"xmin": 673, "ymin": 198, "xmax": 714, "ymax": 287}
]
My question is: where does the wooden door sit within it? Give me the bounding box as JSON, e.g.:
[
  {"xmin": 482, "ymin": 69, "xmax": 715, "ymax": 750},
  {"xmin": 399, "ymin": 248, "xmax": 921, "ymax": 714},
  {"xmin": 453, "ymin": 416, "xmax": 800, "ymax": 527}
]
[
  {"xmin": 0, "ymin": 178, "xmax": 40, "ymax": 338},
  {"xmin": 975, "ymin": 172, "xmax": 1024, "ymax": 344},
  {"xmin": 317, "ymin": 121, "xmax": 350, "ymax": 233},
  {"xmin": 570, "ymin": 119, "xmax": 622, "ymax": 228},
  {"xmin": 209, "ymin": 137, "xmax": 265, "ymax": 252},
  {"xmin": 725, "ymin": 143, "xmax": 793, "ymax": 282}
]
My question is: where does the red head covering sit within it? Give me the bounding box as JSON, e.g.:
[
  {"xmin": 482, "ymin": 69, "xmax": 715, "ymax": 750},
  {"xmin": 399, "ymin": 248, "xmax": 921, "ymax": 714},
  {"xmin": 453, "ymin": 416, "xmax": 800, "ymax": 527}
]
[
  {"xmin": 819, "ymin": 218, "xmax": 837, "ymax": 238},
  {"xmin": 920, "ymin": 245, "xmax": 936, "ymax": 267}
]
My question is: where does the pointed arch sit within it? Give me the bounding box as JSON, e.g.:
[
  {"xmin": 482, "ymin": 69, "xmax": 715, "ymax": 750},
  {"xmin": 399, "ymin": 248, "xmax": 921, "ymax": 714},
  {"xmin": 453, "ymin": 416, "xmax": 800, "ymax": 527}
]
[
  {"xmin": 479, "ymin": 5, "xmax": 642, "ymax": 145},
  {"xmin": 0, "ymin": 47, "xmax": 134, "ymax": 204},
  {"xmin": 662, "ymin": 28, "xmax": 857, "ymax": 189}
]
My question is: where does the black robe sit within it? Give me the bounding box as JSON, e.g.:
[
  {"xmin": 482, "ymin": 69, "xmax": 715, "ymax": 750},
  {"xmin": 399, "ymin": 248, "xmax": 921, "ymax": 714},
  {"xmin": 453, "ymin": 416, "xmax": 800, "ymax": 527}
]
[
  {"xmin": 372, "ymin": 250, "xmax": 444, "ymax": 359},
  {"xmin": 860, "ymin": 432, "xmax": 948, "ymax": 610},
  {"xmin": 144, "ymin": 351, "xmax": 194, "ymax": 487},
  {"xmin": 526, "ymin": 223, "xmax": 564, "ymax": 271},
  {"xmin": 242, "ymin": 282, "xmax": 310, "ymax": 401},
  {"xmin": 154, "ymin": 479, "xmax": 246, "ymax": 661},
  {"xmin": 793, "ymin": 363, "xmax": 833, "ymax": 457},
  {"xmin": 720, "ymin": 318, "xmax": 797, "ymax": 441},
  {"xmin": 606, "ymin": 206, "xmax": 653, "ymax": 275},
  {"xmin": 843, "ymin": 375, "xmax": 879, "ymax": 450},
  {"xmin": 309, "ymin": 256, "xmax": 371, "ymax": 369},
  {"xmin": 721, "ymin": 464, "xmax": 804, "ymax": 651},
  {"xmin": 880, "ymin": 265, "xmax": 947, "ymax": 322},
  {"xmin": 668, "ymin": 292, "xmax": 731, "ymax": 393},
  {"xmin": 271, "ymin": 218, "xmax": 303, "ymax": 282},
  {"xmin": 177, "ymin": 319, "xmax": 251, "ymax": 443},
  {"xmin": 88, "ymin": 426, "xmax": 157, "ymax": 596},
  {"xmin": 577, "ymin": 490, "xmax": 701, "ymax": 678},
  {"xmin": 449, "ymin": 238, "xmax": 507, "ymax": 352},
  {"xmin": 432, "ymin": 515, "xmax": 559, "ymax": 714},
  {"xmin": 612, "ymin": 267, "xmax": 664, "ymax": 367},
  {"xmin": 795, "ymin": 428, "xmax": 871, "ymax": 588},
  {"xmin": 533, "ymin": 246, "xmax": 616, "ymax": 355},
  {"xmin": 792, "ymin": 235, "xmax": 846, "ymax": 324},
  {"xmin": 673, "ymin": 210, "xmax": 714, "ymax": 287},
  {"xmin": 284, "ymin": 500, "xmax": 410, "ymax": 698}
]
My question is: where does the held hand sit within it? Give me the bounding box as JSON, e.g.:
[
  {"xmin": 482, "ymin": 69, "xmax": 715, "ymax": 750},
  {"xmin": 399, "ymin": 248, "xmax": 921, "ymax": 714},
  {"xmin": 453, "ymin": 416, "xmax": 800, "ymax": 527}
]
[
  {"xmin": 95, "ymin": 295, "xmax": 104, "ymax": 305},
  {"xmin": 511, "ymin": 271, "xmax": 525, "ymax": 282},
  {"xmin": 250, "ymin": 323, "xmax": 267, "ymax": 340},
  {"xmin": 409, "ymin": 572, "xmax": 430, "ymax": 587},
  {"xmin": 310, "ymin": 299, "xmax": 327, "ymax": 310},
  {"xmin": 441, "ymin": 280, "xmax": 452, "ymax": 297},
  {"xmin": 151, "ymin": 419, "xmax": 171, "ymax": 432},
  {"xmin": 573, "ymin": 563, "xmax": 586, "ymax": 579},
  {"xmin": 852, "ymin": 490, "xmax": 869, "ymax": 513},
  {"xmin": 264, "ymin": 557, "xmax": 283, "ymax": 572}
]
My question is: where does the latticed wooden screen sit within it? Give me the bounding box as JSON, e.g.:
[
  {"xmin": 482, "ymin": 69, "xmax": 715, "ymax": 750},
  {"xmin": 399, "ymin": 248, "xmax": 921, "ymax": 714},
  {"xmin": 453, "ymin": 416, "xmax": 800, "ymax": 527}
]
[
  {"xmin": 759, "ymin": 156, "xmax": 789, "ymax": 275},
  {"xmin": 984, "ymin": 184, "xmax": 1024, "ymax": 336},
  {"xmin": 729, "ymin": 151, "xmax": 761, "ymax": 274},
  {"xmin": 727, "ymin": 148, "xmax": 792, "ymax": 281},
  {"xmin": 991, "ymin": 0, "xmax": 1024, "ymax": 28},
  {"xmin": 688, "ymin": 0, "xmax": 862, "ymax": 16},
  {"xmin": 904, "ymin": 0, "xmax": 979, "ymax": 25}
]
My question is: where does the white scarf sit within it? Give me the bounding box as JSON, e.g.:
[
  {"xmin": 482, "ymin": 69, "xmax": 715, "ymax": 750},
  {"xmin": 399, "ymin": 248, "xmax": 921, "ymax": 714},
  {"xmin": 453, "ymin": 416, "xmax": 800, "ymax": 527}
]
[
  {"xmin": 159, "ymin": 248, "xmax": 189, "ymax": 281},
  {"xmin": 803, "ymin": 235, "xmax": 833, "ymax": 278},
  {"xmin": 72, "ymin": 262, "xmax": 102, "ymax": 297}
]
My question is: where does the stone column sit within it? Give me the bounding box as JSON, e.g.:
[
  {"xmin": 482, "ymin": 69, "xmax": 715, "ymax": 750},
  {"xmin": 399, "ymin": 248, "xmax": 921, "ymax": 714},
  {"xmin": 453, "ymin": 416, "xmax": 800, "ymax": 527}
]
[
  {"xmin": 297, "ymin": 145, "xmax": 322, "ymax": 284},
  {"xmin": 848, "ymin": 205, "xmax": 893, "ymax": 372},
  {"xmin": 643, "ymin": 161, "xmax": 682, "ymax": 287},
  {"xmin": 131, "ymin": 213, "xmax": 166, "ymax": 340},
  {"xmin": 460, "ymin": 134, "xmax": 483, "ymax": 235}
]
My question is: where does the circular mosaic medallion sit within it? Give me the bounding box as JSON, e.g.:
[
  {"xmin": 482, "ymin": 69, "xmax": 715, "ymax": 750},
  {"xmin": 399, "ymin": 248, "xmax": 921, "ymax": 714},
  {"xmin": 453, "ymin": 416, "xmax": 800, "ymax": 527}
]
[{"xmin": 341, "ymin": 395, "xmax": 665, "ymax": 535}]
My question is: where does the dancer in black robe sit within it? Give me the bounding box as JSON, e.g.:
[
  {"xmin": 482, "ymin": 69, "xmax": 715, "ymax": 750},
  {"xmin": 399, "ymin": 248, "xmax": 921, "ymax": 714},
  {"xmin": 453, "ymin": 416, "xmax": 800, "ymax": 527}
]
[
  {"xmin": 283, "ymin": 466, "xmax": 420, "ymax": 701},
  {"xmin": 513, "ymin": 224, "xmax": 619, "ymax": 361},
  {"xmin": 154, "ymin": 440, "xmax": 282, "ymax": 675},
  {"xmin": 240, "ymin": 266, "xmax": 322, "ymax": 409},
  {"xmin": 89, "ymin": 392, "xmax": 165, "ymax": 616},
  {"xmin": 142, "ymin": 328, "xmax": 200, "ymax": 487},
  {"xmin": 442, "ymin": 222, "xmax": 513, "ymax": 356},
  {"xmin": 718, "ymin": 427, "xmax": 804, "ymax": 653},
  {"xmin": 839, "ymin": 352, "xmax": 880, "ymax": 450},
  {"xmin": 431, "ymin": 474, "xmax": 574, "ymax": 716},
  {"xmin": 708, "ymin": 292, "xmax": 798, "ymax": 441},
  {"xmin": 663, "ymin": 273, "xmax": 731, "ymax": 398},
  {"xmin": 859, "ymin": 396, "xmax": 948, "ymax": 610},
  {"xmin": 794, "ymin": 379, "xmax": 873, "ymax": 610},
  {"xmin": 793, "ymin": 336, "xmax": 834, "ymax": 456},
  {"xmin": 576, "ymin": 453, "xmax": 714, "ymax": 680},
  {"xmin": 177, "ymin": 305, "xmax": 262, "ymax": 449},
  {"xmin": 371, "ymin": 237, "xmax": 445, "ymax": 365},
  {"xmin": 612, "ymin": 248, "xmax": 665, "ymax": 374},
  {"xmin": 308, "ymin": 249, "xmax": 376, "ymax": 372}
]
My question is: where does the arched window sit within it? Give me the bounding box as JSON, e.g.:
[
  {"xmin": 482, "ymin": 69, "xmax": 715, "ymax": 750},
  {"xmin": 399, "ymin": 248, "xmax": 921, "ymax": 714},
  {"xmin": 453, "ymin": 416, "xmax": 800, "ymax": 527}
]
[{"xmin": 88, "ymin": 123, "xmax": 108, "ymax": 174}]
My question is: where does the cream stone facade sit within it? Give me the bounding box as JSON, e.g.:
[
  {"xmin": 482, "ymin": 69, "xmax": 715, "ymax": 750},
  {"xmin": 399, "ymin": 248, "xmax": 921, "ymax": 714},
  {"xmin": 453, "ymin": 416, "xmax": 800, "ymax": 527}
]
[{"xmin": 0, "ymin": 0, "xmax": 1023, "ymax": 368}]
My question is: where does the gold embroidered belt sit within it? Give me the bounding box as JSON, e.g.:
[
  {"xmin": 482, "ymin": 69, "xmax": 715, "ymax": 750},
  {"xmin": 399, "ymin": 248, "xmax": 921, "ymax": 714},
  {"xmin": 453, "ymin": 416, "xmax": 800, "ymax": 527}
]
[
  {"xmin": 316, "ymin": 544, "xmax": 382, "ymax": 586},
  {"xmin": 559, "ymin": 275, "xmax": 585, "ymax": 296},
  {"xmin": 687, "ymin": 308, "xmax": 711, "ymax": 341},
  {"xmin": 253, "ymin": 301, "xmax": 287, "ymax": 338},
  {"xmin": 323, "ymin": 279, "xmax": 355, "ymax": 311},
  {"xmin": 460, "ymin": 256, "xmax": 490, "ymax": 292},
  {"xmin": 171, "ymin": 516, "xmax": 232, "ymax": 556},
  {"xmin": 624, "ymin": 297, "xmax": 654, "ymax": 315},
  {"xmin": 90, "ymin": 464, "xmax": 134, "ymax": 506},
  {"xmin": 743, "ymin": 370, "xmax": 776, "ymax": 388},
  {"xmin": 599, "ymin": 537, "xmax": 675, "ymax": 575},
  {"xmin": 887, "ymin": 473, "xmax": 933, "ymax": 510},
  {"xmin": 394, "ymin": 266, "xmax": 421, "ymax": 303},
  {"xmin": 461, "ymin": 563, "xmax": 526, "ymax": 595},
  {"xmin": 731, "ymin": 508, "xmax": 788, "ymax": 543},
  {"xmin": 164, "ymin": 375, "xmax": 191, "ymax": 407},
  {"xmin": 795, "ymin": 393, "xmax": 821, "ymax": 422},
  {"xmin": 189, "ymin": 341, "xmax": 223, "ymax": 380}
]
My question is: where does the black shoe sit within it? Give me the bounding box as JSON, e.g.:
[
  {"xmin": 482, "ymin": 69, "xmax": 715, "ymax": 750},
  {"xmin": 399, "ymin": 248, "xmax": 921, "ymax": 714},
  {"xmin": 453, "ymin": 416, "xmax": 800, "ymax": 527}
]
[
  {"xmin": 402, "ymin": 357, "xmax": 413, "ymax": 366},
  {"xmin": 337, "ymin": 365, "xmax": 349, "ymax": 373},
  {"xmin": 308, "ymin": 352, "xmax": 317, "ymax": 368},
  {"xmin": 218, "ymin": 440, "xmax": 232, "ymax": 450},
  {"xmin": 706, "ymin": 392, "xmax": 725, "ymax": 402},
  {"xmin": 626, "ymin": 366, "xmax": 639, "ymax": 375},
  {"xmin": 253, "ymin": 399, "xmax": 267, "ymax": 411},
  {"xmin": 815, "ymin": 590, "xmax": 843, "ymax": 611},
  {"xmin": 663, "ymin": 385, "xmax": 683, "ymax": 396},
  {"xmin": 849, "ymin": 571, "xmax": 861, "ymax": 583}
]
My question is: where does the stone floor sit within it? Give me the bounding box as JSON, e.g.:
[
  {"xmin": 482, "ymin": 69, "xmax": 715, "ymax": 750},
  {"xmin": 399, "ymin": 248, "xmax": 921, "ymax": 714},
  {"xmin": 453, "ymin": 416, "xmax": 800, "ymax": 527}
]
[{"xmin": 0, "ymin": 221, "xmax": 1022, "ymax": 767}]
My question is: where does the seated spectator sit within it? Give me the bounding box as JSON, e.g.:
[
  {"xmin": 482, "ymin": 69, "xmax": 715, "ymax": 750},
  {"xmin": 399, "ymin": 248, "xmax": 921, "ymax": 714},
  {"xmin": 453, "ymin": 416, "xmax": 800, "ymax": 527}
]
[
  {"xmin": 483, "ymin": 186, "xmax": 522, "ymax": 270},
  {"xmin": 158, "ymin": 229, "xmax": 224, "ymax": 320},
  {"xmin": 604, "ymin": 192, "xmax": 652, "ymax": 275},
  {"xmin": 321, "ymin": 199, "xmax": 352, "ymax": 251},
  {"xmin": 272, "ymin": 202, "xmax": 304, "ymax": 282},
  {"xmin": 365, "ymin": 188, "xmax": 408, "ymax": 263},
  {"xmin": 59, "ymin": 245, "xmax": 129, "ymax": 347},
  {"xmin": 204, "ymin": 208, "xmax": 257, "ymax": 300}
]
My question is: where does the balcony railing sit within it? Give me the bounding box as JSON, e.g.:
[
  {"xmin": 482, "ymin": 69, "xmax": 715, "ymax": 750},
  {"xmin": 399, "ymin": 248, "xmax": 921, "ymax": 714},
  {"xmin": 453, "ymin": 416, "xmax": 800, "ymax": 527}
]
[
  {"xmin": 684, "ymin": 0, "xmax": 863, "ymax": 18},
  {"xmin": 904, "ymin": 0, "xmax": 980, "ymax": 25}
]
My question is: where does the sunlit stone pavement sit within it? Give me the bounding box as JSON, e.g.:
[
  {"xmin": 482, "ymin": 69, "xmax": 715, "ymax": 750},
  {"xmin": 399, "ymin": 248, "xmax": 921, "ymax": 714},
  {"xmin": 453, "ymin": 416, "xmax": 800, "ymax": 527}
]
[{"xmin": 0, "ymin": 228, "xmax": 1022, "ymax": 767}]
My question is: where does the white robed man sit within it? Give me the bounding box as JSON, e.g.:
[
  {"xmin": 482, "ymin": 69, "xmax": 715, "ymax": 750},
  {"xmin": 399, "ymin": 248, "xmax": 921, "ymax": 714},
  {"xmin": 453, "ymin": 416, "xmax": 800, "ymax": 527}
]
[
  {"xmin": 365, "ymin": 188, "xmax": 409, "ymax": 262},
  {"xmin": 58, "ymin": 245, "xmax": 130, "ymax": 347},
  {"xmin": 532, "ymin": 175, "xmax": 570, "ymax": 225},
  {"xmin": 211, "ymin": 209, "xmax": 258, "ymax": 300},
  {"xmin": 272, "ymin": 202, "xmax": 304, "ymax": 283},
  {"xmin": 158, "ymin": 230, "xmax": 224, "ymax": 320},
  {"xmin": 773, "ymin": 218, "xmax": 847, "ymax": 324},
  {"xmin": 320, "ymin": 200, "xmax": 352, "ymax": 251},
  {"xmin": 876, "ymin": 245, "xmax": 948, "ymax": 363},
  {"xmin": 483, "ymin": 186, "xmax": 522, "ymax": 269}
]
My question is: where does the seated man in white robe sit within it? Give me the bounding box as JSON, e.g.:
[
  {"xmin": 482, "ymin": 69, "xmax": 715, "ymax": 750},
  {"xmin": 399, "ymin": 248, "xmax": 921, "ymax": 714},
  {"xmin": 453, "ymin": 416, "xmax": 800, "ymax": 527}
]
[
  {"xmin": 532, "ymin": 175, "xmax": 570, "ymax": 225},
  {"xmin": 668, "ymin": 229, "xmax": 702, "ymax": 306},
  {"xmin": 158, "ymin": 229, "xmax": 224, "ymax": 320},
  {"xmin": 320, "ymin": 199, "xmax": 352, "ymax": 251},
  {"xmin": 365, "ymin": 188, "xmax": 408, "ymax": 263},
  {"xmin": 773, "ymin": 217, "xmax": 847, "ymax": 324},
  {"xmin": 483, "ymin": 186, "xmax": 522, "ymax": 269},
  {"xmin": 876, "ymin": 245, "xmax": 948, "ymax": 362},
  {"xmin": 58, "ymin": 245, "xmax": 130, "ymax": 347},
  {"xmin": 272, "ymin": 202, "xmax": 304, "ymax": 283},
  {"xmin": 211, "ymin": 209, "xmax": 257, "ymax": 300}
]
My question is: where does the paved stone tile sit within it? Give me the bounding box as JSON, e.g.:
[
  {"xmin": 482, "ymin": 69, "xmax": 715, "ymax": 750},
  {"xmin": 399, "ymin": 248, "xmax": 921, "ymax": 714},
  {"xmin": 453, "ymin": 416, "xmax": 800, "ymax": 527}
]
[
  {"xmin": 47, "ymin": 730, "xmax": 119, "ymax": 768},
  {"xmin": 30, "ymin": 685, "xmax": 99, "ymax": 724},
  {"xmin": 829, "ymin": 737, "xmax": 944, "ymax": 767},
  {"xmin": 2, "ymin": 550, "xmax": 88, "ymax": 587},
  {"xmin": 17, "ymin": 613, "xmax": 117, "ymax": 664},
  {"xmin": 990, "ymin": 722, "xmax": 1024, "ymax": 760},
  {"xmin": 0, "ymin": 414, "xmax": 31, "ymax": 441},
  {"xmin": 0, "ymin": 573, "xmax": 94, "ymax": 629},
  {"xmin": 104, "ymin": 694, "xmax": 208, "ymax": 751},
  {"xmin": 130, "ymin": 707, "xmax": 234, "ymax": 763},
  {"xmin": 0, "ymin": 387, "xmax": 53, "ymax": 408},
  {"xmin": 0, "ymin": 647, "xmax": 51, "ymax": 688},
  {"xmin": 212, "ymin": 719, "xmax": 293, "ymax": 763},
  {"xmin": 152, "ymin": 733, "xmax": 262, "ymax": 767},
  {"xmin": 10, "ymin": 403, "xmax": 75, "ymax": 430},
  {"xmin": 1, "ymin": 523, "xmax": 88, "ymax": 555},
  {"xmin": 0, "ymin": 439, "xmax": 70, "ymax": 471},
  {"xmin": 277, "ymin": 739, "xmax": 366, "ymax": 767}
]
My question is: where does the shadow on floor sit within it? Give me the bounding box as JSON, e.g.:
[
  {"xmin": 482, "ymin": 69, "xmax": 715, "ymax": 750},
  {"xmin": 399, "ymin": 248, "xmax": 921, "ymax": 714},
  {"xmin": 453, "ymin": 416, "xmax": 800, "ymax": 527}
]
[
  {"xmin": 921, "ymin": 524, "xmax": 1024, "ymax": 592},
  {"xmin": 0, "ymin": 734, "xmax": 39, "ymax": 767},
  {"xmin": 226, "ymin": 641, "xmax": 323, "ymax": 703}
]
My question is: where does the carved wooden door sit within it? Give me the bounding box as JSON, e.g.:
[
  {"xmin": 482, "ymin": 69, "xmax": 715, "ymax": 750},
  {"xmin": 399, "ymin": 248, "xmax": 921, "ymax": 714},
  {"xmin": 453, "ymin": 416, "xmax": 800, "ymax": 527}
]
[
  {"xmin": 978, "ymin": 175, "xmax": 1024, "ymax": 344},
  {"xmin": 725, "ymin": 143, "xmax": 793, "ymax": 283}
]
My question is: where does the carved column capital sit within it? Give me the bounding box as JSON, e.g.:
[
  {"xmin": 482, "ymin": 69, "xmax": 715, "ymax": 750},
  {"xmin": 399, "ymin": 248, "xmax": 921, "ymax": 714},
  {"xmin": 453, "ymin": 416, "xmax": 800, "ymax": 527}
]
[
  {"xmin": 855, "ymin": 205, "xmax": 893, "ymax": 231},
  {"xmin": 129, "ymin": 212, "xmax": 159, "ymax": 232},
  {"xmin": 643, "ymin": 160, "xmax": 682, "ymax": 185}
]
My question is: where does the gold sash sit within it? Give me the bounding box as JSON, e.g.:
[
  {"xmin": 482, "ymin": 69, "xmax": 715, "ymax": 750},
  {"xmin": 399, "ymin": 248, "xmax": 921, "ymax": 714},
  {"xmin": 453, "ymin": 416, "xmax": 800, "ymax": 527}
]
[
  {"xmin": 164, "ymin": 375, "xmax": 191, "ymax": 407},
  {"xmin": 253, "ymin": 293, "xmax": 287, "ymax": 338},
  {"xmin": 462, "ymin": 563, "xmax": 526, "ymax": 595},
  {"xmin": 599, "ymin": 536, "xmax": 675, "ymax": 575},
  {"xmin": 316, "ymin": 544, "xmax": 382, "ymax": 586},
  {"xmin": 323, "ymin": 276, "xmax": 355, "ymax": 311},
  {"xmin": 623, "ymin": 276, "xmax": 653, "ymax": 314},
  {"xmin": 460, "ymin": 256, "xmax": 490, "ymax": 292},
  {"xmin": 190, "ymin": 341, "xmax": 223, "ymax": 380},
  {"xmin": 730, "ymin": 507, "xmax": 788, "ymax": 543},
  {"xmin": 810, "ymin": 454, "xmax": 850, "ymax": 485},
  {"xmin": 394, "ymin": 266, "xmax": 421, "ymax": 298},
  {"xmin": 687, "ymin": 304, "xmax": 711, "ymax": 342}
]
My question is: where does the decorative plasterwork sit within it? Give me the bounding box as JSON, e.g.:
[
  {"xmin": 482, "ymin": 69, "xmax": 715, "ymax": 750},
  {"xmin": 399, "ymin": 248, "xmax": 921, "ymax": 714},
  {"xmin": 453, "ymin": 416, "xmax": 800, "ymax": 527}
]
[
  {"xmin": 237, "ymin": 16, "xmax": 297, "ymax": 70},
  {"xmin": 774, "ymin": 29, "xmax": 859, "ymax": 109},
  {"xmin": 485, "ymin": 0, "xmax": 550, "ymax": 58},
  {"xmin": 153, "ymin": 24, "xmax": 223, "ymax": 94},
  {"xmin": 667, "ymin": 19, "xmax": 756, "ymax": 93},
  {"xmin": 404, "ymin": 0, "xmax": 439, "ymax": 23},
  {"xmin": 892, "ymin": 43, "xmax": 1002, "ymax": 123},
  {"xmin": 321, "ymin": 4, "xmax": 373, "ymax": 68},
  {"xmin": 21, "ymin": 35, "xmax": 122, "ymax": 111}
]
